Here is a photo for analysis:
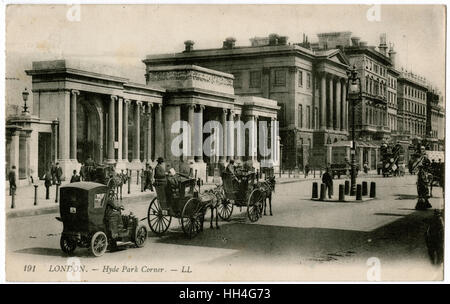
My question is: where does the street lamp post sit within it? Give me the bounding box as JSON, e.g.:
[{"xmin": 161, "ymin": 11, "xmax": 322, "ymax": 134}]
[
  {"xmin": 346, "ymin": 66, "xmax": 362, "ymax": 196},
  {"xmin": 22, "ymin": 88, "xmax": 30, "ymax": 114}
]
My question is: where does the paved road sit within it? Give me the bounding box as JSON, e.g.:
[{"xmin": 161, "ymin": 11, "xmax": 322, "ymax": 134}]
[{"xmin": 6, "ymin": 175, "xmax": 443, "ymax": 281}]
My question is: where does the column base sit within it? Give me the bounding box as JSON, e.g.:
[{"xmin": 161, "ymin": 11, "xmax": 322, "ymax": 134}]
[
  {"xmin": 129, "ymin": 159, "xmax": 144, "ymax": 170},
  {"xmin": 115, "ymin": 160, "xmax": 129, "ymax": 172},
  {"xmin": 106, "ymin": 159, "xmax": 116, "ymax": 165}
]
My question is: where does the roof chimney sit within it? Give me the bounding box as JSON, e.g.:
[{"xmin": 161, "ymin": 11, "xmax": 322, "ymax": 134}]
[
  {"xmin": 184, "ymin": 40, "xmax": 195, "ymax": 52},
  {"xmin": 389, "ymin": 43, "xmax": 396, "ymax": 67},
  {"xmin": 278, "ymin": 36, "xmax": 288, "ymax": 45},
  {"xmin": 351, "ymin": 36, "xmax": 360, "ymax": 46},
  {"xmin": 269, "ymin": 33, "xmax": 279, "ymax": 46},
  {"xmin": 378, "ymin": 33, "xmax": 388, "ymax": 56},
  {"xmin": 223, "ymin": 37, "xmax": 236, "ymax": 49}
]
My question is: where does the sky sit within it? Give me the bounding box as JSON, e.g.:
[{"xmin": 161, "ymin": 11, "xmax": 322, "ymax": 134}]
[{"xmin": 5, "ymin": 4, "xmax": 446, "ymax": 107}]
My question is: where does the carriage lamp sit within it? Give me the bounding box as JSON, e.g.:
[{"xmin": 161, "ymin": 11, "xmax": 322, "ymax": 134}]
[
  {"xmin": 22, "ymin": 88, "xmax": 30, "ymax": 114},
  {"xmin": 346, "ymin": 66, "xmax": 362, "ymax": 196}
]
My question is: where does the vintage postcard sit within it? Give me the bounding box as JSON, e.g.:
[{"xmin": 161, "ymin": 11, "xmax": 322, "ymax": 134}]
[{"xmin": 3, "ymin": 3, "xmax": 445, "ymax": 282}]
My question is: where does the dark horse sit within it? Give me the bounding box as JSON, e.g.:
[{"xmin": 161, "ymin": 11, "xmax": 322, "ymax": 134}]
[{"xmin": 258, "ymin": 176, "xmax": 276, "ymax": 216}]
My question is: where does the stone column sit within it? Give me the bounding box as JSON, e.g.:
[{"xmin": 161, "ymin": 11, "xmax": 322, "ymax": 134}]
[
  {"xmin": 335, "ymin": 80, "xmax": 341, "ymax": 130},
  {"xmin": 132, "ymin": 101, "xmax": 141, "ymax": 163},
  {"xmin": 70, "ymin": 90, "xmax": 79, "ymax": 161},
  {"xmin": 195, "ymin": 105, "xmax": 204, "ymax": 162},
  {"xmin": 320, "ymin": 73, "xmax": 327, "ymax": 129},
  {"xmin": 155, "ymin": 104, "xmax": 164, "ymax": 159},
  {"xmin": 342, "ymin": 80, "xmax": 347, "ymax": 131},
  {"xmin": 368, "ymin": 148, "xmax": 372, "ymax": 170},
  {"xmin": 122, "ymin": 99, "xmax": 129, "ymax": 162},
  {"xmin": 328, "ymin": 76, "xmax": 334, "ymax": 129},
  {"xmin": 220, "ymin": 108, "xmax": 227, "ymax": 163},
  {"xmin": 146, "ymin": 103, "xmax": 153, "ymax": 163},
  {"xmin": 227, "ymin": 110, "xmax": 235, "ymax": 161},
  {"xmin": 117, "ymin": 97, "xmax": 123, "ymax": 165},
  {"xmin": 235, "ymin": 113, "xmax": 242, "ymax": 162},
  {"xmin": 107, "ymin": 95, "xmax": 117, "ymax": 163},
  {"xmin": 10, "ymin": 129, "xmax": 20, "ymax": 179},
  {"xmin": 187, "ymin": 104, "xmax": 195, "ymax": 162}
]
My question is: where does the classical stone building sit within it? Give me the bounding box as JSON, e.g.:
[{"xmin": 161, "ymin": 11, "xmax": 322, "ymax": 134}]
[
  {"xmin": 426, "ymin": 87, "xmax": 445, "ymax": 151},
  {"xmin": 5, "ymin": 59, "xmax": 279, "ymax": 184},
  {"xmin": 143, "ymin": 35, "xmax": 350, "ymax": 170}
]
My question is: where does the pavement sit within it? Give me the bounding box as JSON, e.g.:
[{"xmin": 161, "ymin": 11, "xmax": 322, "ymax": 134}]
[
  {"xmin": 4, "ymin": 170, "xmax": 386, "ymax": 218},
  {"xmin": 5, "ymin": 174, "xmax": 444, "ymax": 281}
]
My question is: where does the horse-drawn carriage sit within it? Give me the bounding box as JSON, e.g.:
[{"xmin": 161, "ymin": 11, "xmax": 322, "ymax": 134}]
[
  {"xmin": 81, "ymin": 163, "xmax": 127, "ymax": 201},
  {"xmin": 146, "ymin": 174, "xmax": 222, "ymax": 238},
  {"xmin": 217, "ymin": 171, "xmax": 275, "ymax": 223}
]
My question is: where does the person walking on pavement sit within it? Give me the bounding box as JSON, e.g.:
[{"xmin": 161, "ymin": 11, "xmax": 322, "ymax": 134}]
[
  {"xmin": 44, "ymin": 168, "xmax": 52, "ymax": 200},
  {"xmin": 70, "ymin": 170, "xmax": 81, "ymax": 183},
  {"xmin": 50, "ymin": 162, "xmax": 57, "ymax": 185},
  {"xmin": 322, "ymin": 167, "xmax": 333, "ymax": 199},
  {"xmin": 8, "ymin": 166, "xmax": 16, "ymax": 196},
  {"xmin": 55, "ymin": 162, "xmax": 63, "ymax": 185},
  {"xmin": 144, "ymin": 163, "xmax": 154, "ymax": 191},
  {"xmin": 304, "ymin": 163, "xmax": 310, "ymax": 178}
]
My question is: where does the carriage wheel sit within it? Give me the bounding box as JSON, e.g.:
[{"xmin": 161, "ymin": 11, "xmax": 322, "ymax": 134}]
[
  {"xmin": 90, "ymin": 231, "xmax": 108, "ymax": 257},
  {"xmin": 147, "ymin": 198, "xmax": 172, "ymax": 236},
  {"xmin": 247, "ymin": 189, "xmax": 264, "ymax": 222},
  {"xmin": 134, "ymin": 225, "xmax": 148, "ymax": 248},
  {"xmin": 217, "ymin": 198, "xmax": 233, "ymax": 221},
  {"xmin": 181, "ymin": 198, "xmax": 204, "ymax": 238},
  {"xmin": 60, "ymin": 236, "xmax": 77, "ymax": 255}
]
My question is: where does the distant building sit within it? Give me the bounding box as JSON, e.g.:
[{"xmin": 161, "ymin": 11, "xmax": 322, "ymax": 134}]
[
  {"xmin": 426, "ymin": 87, "xmax": 445, "ymax": 151},
  {"xmin": 144, "ymin": 35, "xmax": 351, "ymax": 170}
]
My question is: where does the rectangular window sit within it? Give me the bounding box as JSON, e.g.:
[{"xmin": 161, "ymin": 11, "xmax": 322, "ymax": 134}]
[
  {"xmin": 274, "ymin": 69, "xmax": 286, "ymax": 86},
  {"xmin": 306, "ymin": 105, "xmax": 311, "ymax": 129},
  {"xmin": 249, "ymin": 71, "xmax": 261, "ymax": 88},
  {"xmin": 298, "ymin": 104, "xmax": 303, "ymax": 128},
  {"xmin": 298, "ymin": 70, "xmax": 303, "ymax": 87},
  {"xmin": 233, "ymin": 72, "xmax": 242, "ymax": 89},
  {"xmin": 307, "ymin": 73, "xmax": 311, "ymax": 89}
]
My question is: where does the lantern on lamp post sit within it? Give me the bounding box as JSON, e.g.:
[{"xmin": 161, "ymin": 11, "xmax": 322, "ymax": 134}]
[
  {"xmin": 22, "ymin": 88, "xmax": 30, "ymax": 114},
  {"xmin": 346, "ymin": 66, "xmax": 362, "ymax": 195}
]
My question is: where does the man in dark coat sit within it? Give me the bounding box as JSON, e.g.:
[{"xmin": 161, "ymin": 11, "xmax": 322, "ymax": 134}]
[
  {"xmin": 415, "ymin": 165, "xmax": 432, "ymax": 210},
  {"xmin": 44, "ymin": 168, "xmax": 52, "ymax": 199},
  {"xmin": 143, "ymin": 163, "xmax": 154, "ymax": 191},
  {"xmin": 8, "ymin": 166, "xmax": 16, "ymax": 196},
  {"xmin": 322, "ymin": 167, "xmax": 333, "ymax": 199},
  {"xmin": 70, "ymin": 170, "xmax": 81, "ymax": 183},
  {"xmin": 50, "ymin": 162, "xmax": 57, "ymax": 185},
  {"xmin": 154, "ymin": 157, "xmax": 166, "ymax": 184},
  {"xmin": 55, "ymin": 162, "xmax": 63, "ymax": 185}
]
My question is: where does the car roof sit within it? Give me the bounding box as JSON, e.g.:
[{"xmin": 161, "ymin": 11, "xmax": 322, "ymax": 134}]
[{"xmin": 60, "ymin": 181, "xmax": 107, "ymax": 191}]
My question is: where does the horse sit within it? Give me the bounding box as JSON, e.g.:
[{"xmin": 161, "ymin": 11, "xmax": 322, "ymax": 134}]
[
  {"xmin": 202, "ymin": 185, "xmax": 224, "ymax": 229},
  {"xmin": 258, "ymin": 176, "xmax": 276, "ymax": 216}
]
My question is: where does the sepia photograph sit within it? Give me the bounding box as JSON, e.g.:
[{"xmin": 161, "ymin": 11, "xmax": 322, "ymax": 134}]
[{"xmin": 2, "ymin": 2, "xmax": 446, "ymax": 282}]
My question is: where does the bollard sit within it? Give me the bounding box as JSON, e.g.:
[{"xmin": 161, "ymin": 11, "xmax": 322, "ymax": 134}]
[
  {"xmin": 356, "ymin": 184, "xmax": 362, "ymax": 201},
  {"xmin": 11, "ymin": 187, "xmax": 16, "ymax": 209},
  {"xmin": 339, "ymin": 184, "xmax": 345, "ymax": 202},
  {"xmin": 34, "ymin": 185, "xmax": 38, "ymax": 206},
  {"xmin": 120, "ymin": 184, "xmax": 123, "ymax": 200},
  {"xmin": 312, "ymin": 182, "xmax": 318, "ymax": 199},
  {"xmin": 362, "ymin": 181, "xmax": 368, "ymax": 196},
  {"xmin": 141, "ymin": 171, "xmax": 145, "ymax": 192},
  {"xmin": 288, "ymin": 169, "xmax": 291, "ymax": 178},
  {"xmin": 370, "ymin": 182, "xmax": 376, "ymax": 198},
  {"xmin": 55, "ymin": 184, "xmax": 59, "ymax": 203},
  {"xmin": 344, "ymin": 180, "xmax": 350, "ymax": 195},
  {"xmin": 320, "ymin": 183, "xmax": 326, "ymax": 201},
  {"xmin": 137, "ymin": 170, "xmax": 140, "ymax": 185},
  {"xmin": 45, "ymin": 185, "xmax": 50, "ymax": 200},
  {"xmin": 128, "ymin": 173, "xmax": 131, "ymax": 194}
]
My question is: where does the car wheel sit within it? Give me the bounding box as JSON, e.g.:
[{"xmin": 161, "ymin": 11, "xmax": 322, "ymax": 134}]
[{"xmin": 90, "ymin": 231, "xmax": 108, "ymax": 257}]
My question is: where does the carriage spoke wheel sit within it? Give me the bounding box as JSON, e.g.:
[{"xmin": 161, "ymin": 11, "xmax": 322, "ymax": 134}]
[
  {"xmin": 90, "ymin": 231, "xmax": 108, "ymax": 257},
  {"xmin": 147, "ymin": 198, "xmax": 172, "ymax": 236},
  {"xmin": 217, "ymin": 198, "xmax": 233, "ymax": 221},
  {"xmin": 134, "ymin": 225, "xmax": 148, "ymax": 248},
  {"xmin": 181, "ymin": 198, "xmax": 204, "ymax": 238},
  {"xmin": 60, "ymin": 236, "xmax": 77, "ymax": 255},
  {"xmin": 247, "ymin": 189, "xmax": 264, "ymax": 222}
]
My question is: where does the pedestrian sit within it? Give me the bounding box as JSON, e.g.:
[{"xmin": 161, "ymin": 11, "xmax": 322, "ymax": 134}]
[
  {"xmin": 304, "ymin": 163, "xmax": 310, "ymax": 178},
  {"xmin": 144, "ymin": 163, "xmax": 154, "ymax": 191},
  {"xmin": 51, "ymin": 162, "xmax": 57, "ymax": 185},
  {"xmin": 55, "ymin": 162, "xmax": 63, "ymax": 185},
  {"xmin": 8, "ymin": 166, "xmax": 16, "ymax": 196},
  {"xmin": 44, "ymin": 169, "xmax": 52, "ymax": 200},
  {"xmin": 70, "ymin": 170, "xmax": 81, "ymax": 183},
  {"xmin": 322, "ymin": 167, "xmax": 333, "ymax": 199},
  {"xmin": 415, "ymin": 165, "xmax": 432, "ymax": 210}
]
